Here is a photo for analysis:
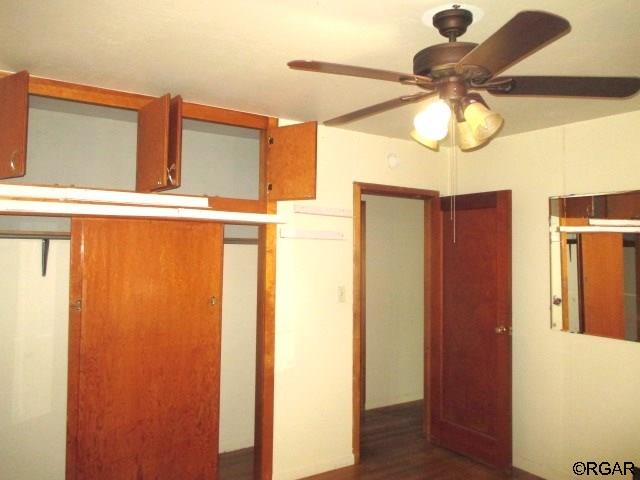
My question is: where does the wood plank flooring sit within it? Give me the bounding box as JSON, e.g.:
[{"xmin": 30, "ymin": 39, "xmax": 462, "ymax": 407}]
[
  {"xmin": 219, "ymin": 447, "xmax": 254, "ymax": 480},
  {"xmin": 219, "ymin": 401, "xmax": 541, "ymax": 480},
  {"xmin": 303, "ymin": 401, "xmax": 537, "ymax": 480}
]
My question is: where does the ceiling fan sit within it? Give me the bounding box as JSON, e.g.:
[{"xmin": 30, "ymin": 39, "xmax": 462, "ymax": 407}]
[{"xmin": 288, "ymin": 6, "xmax": 640, "ymax": 150}]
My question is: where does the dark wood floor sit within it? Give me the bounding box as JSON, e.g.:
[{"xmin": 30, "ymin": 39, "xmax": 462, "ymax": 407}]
[
  {"xmin": 303, "ymin": 401, "xmax": 535, "ymax": 480},
  {"xmin": 219, "ymin": 401, "xmax": 538, "ymax": 480},
  {"xmin": 219, "ymin": 446, "xmax": 254, "ymax": 480}
]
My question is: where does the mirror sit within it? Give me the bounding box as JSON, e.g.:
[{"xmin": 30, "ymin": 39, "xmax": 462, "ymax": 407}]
[{"xmin": 549, "ymin": 190, "xmax": 640, "ymax": 342}]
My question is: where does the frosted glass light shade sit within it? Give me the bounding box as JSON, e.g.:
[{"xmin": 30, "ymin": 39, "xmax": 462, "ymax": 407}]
[
  {"xmin": 410, "ymin": 129, "xmax": 439, "ymax": 150},
  {"xmin": 413, "ymin": 100, "xmax": 451, "ymax": 141},
  {"xmin": 463, "ymin": 101, "xmax": 504, "ymax": 141},
  {"xmin": 456, "ymin": 121, "xmax": 488, "ymax": 151}
]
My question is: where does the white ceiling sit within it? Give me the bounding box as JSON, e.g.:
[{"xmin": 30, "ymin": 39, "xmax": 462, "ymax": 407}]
[{"xmin": 1, "ymin": 0, "xmax": 638, "ymax": 140}]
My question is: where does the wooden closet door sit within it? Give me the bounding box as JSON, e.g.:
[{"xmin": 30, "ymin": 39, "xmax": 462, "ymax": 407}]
[{"xmin": 67, "ymin": 218, "xmax": 223, "ymax": 480}]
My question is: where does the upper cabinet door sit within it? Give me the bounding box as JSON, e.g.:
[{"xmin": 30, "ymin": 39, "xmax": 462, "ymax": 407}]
[
  {"xmin": 167, "ymin": 95, "xmax": 183, "ymax": 189},
  {"xmin": 136, "ymin": 94, "xmax": 182, "ymax": 192},
  {"xmin": 0, "ymin": 71, "xmax": 29, "ymax": 179},
  {"xmin": 266, "ymin": 121, "xmax": 317, "ymax": 201}
]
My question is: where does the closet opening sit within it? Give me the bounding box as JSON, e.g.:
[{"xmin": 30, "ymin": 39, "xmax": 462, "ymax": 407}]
[
  {"xmin": 219, "ymin": 224, "xmax": 260, "ymax": 480},
  {"xmin": 0, "ymin": 215, "xmax": 275, "ymax": 480}
]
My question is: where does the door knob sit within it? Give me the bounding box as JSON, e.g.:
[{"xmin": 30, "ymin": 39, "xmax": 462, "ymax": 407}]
[{"xmin": 495, "ymin": 325, "xmax": 512, "ymax": 335}]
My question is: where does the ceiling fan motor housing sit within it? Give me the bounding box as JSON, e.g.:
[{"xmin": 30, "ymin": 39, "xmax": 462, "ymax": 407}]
[
  {"xmin": 413, "ymin": 7, "xmax": 490, "ymax": 82},
  {"xmin": 413, "ymin": 41, "xmax": 476, "ymax": 77}
]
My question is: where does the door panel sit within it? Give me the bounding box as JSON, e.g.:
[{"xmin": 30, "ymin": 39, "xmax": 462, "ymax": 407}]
[
  {"xmin": 431, "ymin": 191, "xmax": 511, "ymax": 470},
  {"xmin": 579, "ymin": 232, "xmax": 625, "ymax": 338},
  {"xmin": 167, "ymin": 95, "xmax": 183, "ymax": 189},
  {"xmin": 266, "ymin": 121, "xmax": 317, "ymax": 201},
  {"xmin": 0, "ymin": 71, "xmax": 29, "ymax": 179},
  {"xmin": 136, "ymin": 94, "xmax": 171, "ymax": 192},
  {"xmin": 68, "ymin": 218, "xmax": 223, "ymax": 480}
]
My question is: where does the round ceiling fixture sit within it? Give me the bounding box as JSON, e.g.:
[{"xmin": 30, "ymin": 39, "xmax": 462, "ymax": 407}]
[{"xmin": 421, "ymin": 3, "xmax": 484, "ymax": 29}]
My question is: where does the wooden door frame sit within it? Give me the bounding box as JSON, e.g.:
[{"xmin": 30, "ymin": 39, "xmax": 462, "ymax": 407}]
[{"xmin": 352, "ymin": 182, "xmax": 441, "ymax": 462}]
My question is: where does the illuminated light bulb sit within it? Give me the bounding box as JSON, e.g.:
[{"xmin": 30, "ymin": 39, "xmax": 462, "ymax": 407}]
[
  {"xmin": 456, "ymin": 121, "xmax": 488, "ymax": 151},
  {"xmin": 463, "ymin": 100, "xmax": 504, "ymax": 141},
  {"xmin": 413, "ymin": 100, "xmax": 451, "ymax": 141},
  {"xmin": 410, "ymin": 129, "xmax": 439, "ymax": 150}
]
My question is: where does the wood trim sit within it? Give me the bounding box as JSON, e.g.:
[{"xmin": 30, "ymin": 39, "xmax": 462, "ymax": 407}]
[
  {"xmin": 208, "ymin": 197, "xmax": 266, "ymax": 213},
  {"xmin": 355, "ymin": 182, "xmax": 439, "ymax": 199},
  {"xmin": 255, "ymin": 219, "xmax": 276, "ymax": 480},
  {"xmin": 425, "ymin": 194, "xmax": 441, "ymax": 440},
  {"xmin": 636, "ymin": 234, "xmax": 640, "ymax": 341},
  {"xmin": 360, "ymin": 200, "xmax": 366, "ymax": 414},
  {"xmin": 0, "ymin": 71, "xmax": 272, "ymax": 130},
  {"xmin": 182, "ymin": 102, "xmax": 270, "ymax": 130},
  {"xmin": 352, "ymin": 182, "xmax": 440, "ymax": 463},
  {"xmin": 26, "ymin": 74, "xmax": 153, "ymax": 110},
  {"xmin": 352, "ymin": 182, "xmax": 363, "ymax": 463},
  {"xmin": 66, "ymin": 218, "xmax": 84, "ymax": 480},
  {"xmin": 259, "ymin": 118, "xmax": 279, "ymax": 203},
  {"xmin": 254, "ymin": 116, "xmax": 278, "ymax": 480}
]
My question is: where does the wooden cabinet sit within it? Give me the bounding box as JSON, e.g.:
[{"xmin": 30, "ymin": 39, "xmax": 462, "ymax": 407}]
[{"xmin": 0, "ymin": 70, "xmax": 317, "ymax": 208}]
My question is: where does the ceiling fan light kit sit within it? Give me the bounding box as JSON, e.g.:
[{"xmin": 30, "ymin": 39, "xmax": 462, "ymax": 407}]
[
  {"xmin": 288, "ymin": 6, "xmax": 640, "ymax": 152},
  {"xmin": 414, "ymin": 99, "xmax": 451, "ymax": 141}
]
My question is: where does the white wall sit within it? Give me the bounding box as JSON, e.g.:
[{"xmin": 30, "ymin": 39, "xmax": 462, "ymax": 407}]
[
  {"xmin": 453, "ymin": 110, "xmax": 640, "ymax": 479},
  {"xmin": 0, "ymin": 239, "xmax": 69, "ymax": 480},
  {"xmin": 363, "ymin": 195, "xmax": 424, "ymax": 410},
  {"xmin": 219, "ymin": 242, "xmax": 258, "ymax": 453},
  {"xmin": 272, "ymin": 125, "xmax": 447, "ymax": 480}
]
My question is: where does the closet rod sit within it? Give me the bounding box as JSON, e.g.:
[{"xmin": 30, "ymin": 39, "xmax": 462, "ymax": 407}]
[
  {"xmin": 0, "ymin": 231, "xmax": 70, "ymax": 276},
  {"xmin": 0, "ymin": 230, "xmax": 71, "ymax": 240}
]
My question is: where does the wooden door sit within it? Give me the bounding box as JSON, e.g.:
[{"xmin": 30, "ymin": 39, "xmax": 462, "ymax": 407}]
[
  {"xmin": 266, "ymin": 121, "xmax": 317, "ymax": 200},
  {"xmin": 136, "ymin": 94, "xmax": 182, "ymax": 192},
  {"xmin": 67, "ymin": 218, "xmax": 223, "ymax": 480},
  {"xmin": 0, "ymin": 71, "xmax": 29, "ymax": 179},
  {"xmin": 430, "ymin": 190, "xmax": 512, "ymax": 470},
  {"xmin": 579, "ymin": 232, "xmax": 625, "ymax": 339}
]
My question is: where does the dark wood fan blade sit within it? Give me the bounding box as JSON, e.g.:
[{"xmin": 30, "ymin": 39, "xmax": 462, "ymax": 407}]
[
  {"xmin": 486, "ymin": 76, "xmax": 640, "ymax": 98},
  {"xmin": 288, "ymin": 60, "xmax": 434, "ymax": 87},
  {"xmin": 324, "ymin": 92, "xmax": 435, "ymax": 126},
  {"xmin": 458, "ymin": 11, "xmax": 570, "ymax": 78}
]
